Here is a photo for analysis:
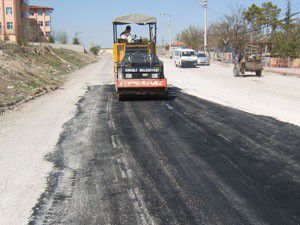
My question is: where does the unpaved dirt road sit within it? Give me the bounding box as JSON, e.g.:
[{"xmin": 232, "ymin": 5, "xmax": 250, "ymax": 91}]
[{"xmin": 1, "ymin": 55, "xmax": 300, "ymax": 225}]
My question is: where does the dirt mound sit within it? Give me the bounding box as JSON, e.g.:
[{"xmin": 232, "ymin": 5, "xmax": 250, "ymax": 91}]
[{"xmin": 0, "ymin": 44, "xmax": 96, "ymax": 112}]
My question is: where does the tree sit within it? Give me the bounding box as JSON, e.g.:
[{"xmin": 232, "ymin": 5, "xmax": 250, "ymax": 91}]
[
  {"xmin": 271, "ymin": 19, "xmax": 300, "ymax": 58},
  {"xmin": 72, "ymin": 32, "xmax": 81, "ymax": 45},
  {"xmin": 48, "ymin": 35, "xmax": 55, "ymax": 43},
  {"xmin": 244, "ymin": 3, "xmax": 265, "ymax": 40},
  {"xmin": 177, "ymin": 25, "xmax": 204, "ymax": 50},
  {"xmin": 261, "ymin": 2, "xmax": 281, "ymax": 33},
  {"xmin": 90, "ymin": 45, "xmax": 101, "ymax": 55},
  {"xmin": 29, "ymin": 19, "xmax": 41, "ymax": 43},
  {"xmin": 269, "ymin": 1, "xmax": 300, "ymax": 58},
  {"xmin": 18, "ymin": 22, "xmax": 29, "ymax": 46},
  {"xmin": 177, "ymin": 1, "xmax": 299, "ymax": 58},
  {"xmin": 271, "ymin": 28, "xmax": 300, "ymax": 58},
  {"xmin": 285, "ymin": 0, "xmax": 292, "ymax": 27},
  {"xmin": 244, "ymin": 2, "xmax": 281, "ymax": 37},
  {"xmin": 55, "ymin": 31, "xmax": 68, "ymax": 44},
  {"xmin": 223, "ymin": 6, "xmax": 248, "ymax": 51},
  {"xmin": 244, "ymin": 4, "xmax": 264, "ymax": 26},
  {"xmin": 207, "ymin": 22, "xmax": 223, "ymax": 49},
  {"xmin": 73, "ymin": 37, "xmax": 80, "ymax": 45},
  {"xmin": 207, "ymin": 5, "xmax": 248, "ymax": 52}
]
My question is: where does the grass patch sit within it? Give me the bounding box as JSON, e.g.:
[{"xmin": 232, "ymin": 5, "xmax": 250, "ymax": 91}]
[{"xmin": 0, "ymin": 45, "xmax": 97, "ymax": 111}]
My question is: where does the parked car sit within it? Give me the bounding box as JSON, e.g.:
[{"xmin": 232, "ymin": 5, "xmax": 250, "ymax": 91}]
[
  {"xmin": 174, "ymin": 48, "xmax": 197, "ymax": 68},
  {"xmin": 197, "ymin": 52, "xmax": 210, "ymax": 65}
]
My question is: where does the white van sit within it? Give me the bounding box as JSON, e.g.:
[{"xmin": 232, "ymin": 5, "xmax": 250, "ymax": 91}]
[{"xmin": 174, "ymin": 48, "xmax": 197, "ymax": 68}]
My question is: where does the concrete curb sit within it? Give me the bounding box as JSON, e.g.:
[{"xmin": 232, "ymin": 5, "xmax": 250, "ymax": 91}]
[{"xmin": 264, "ymin": 68, "xmax": 300, "ymax": 78}]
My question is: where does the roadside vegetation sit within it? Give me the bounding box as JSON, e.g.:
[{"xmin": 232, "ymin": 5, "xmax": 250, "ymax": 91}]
[
  {"xmin": 90, "ymin": 45, "xmax": 101, "ymax": 55},
  {"xmin": 177, "ymin": 1, "xmax": 300, "ymax": 58},
  {"xmin": 55, "ymin": 31, "xmax": 69, "ymax": 44},
  {"xmin": 0, "ymin": 44, "xmax": 96, "ymax": 112},
  {"xmin": 72, "ymin": 32, "xmax": 82, "ymax": 45}
]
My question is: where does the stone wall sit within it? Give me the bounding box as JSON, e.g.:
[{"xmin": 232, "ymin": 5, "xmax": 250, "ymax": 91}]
[
  {"xmin": 29, "ymin": 43, "xmax": 86, "ymax": 53},
  {"xmin": 269, "ymin": 58, "xmax": 300, "ymax": 68}
]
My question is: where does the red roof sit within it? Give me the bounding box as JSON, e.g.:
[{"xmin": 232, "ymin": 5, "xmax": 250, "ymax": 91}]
[
  {"xmin": 172, "ymin": 41, "xmax": 184, "ymax": 47},
  {"xmin": 28, "ymin": 5, "xmax": 54, "ymax": 11}
]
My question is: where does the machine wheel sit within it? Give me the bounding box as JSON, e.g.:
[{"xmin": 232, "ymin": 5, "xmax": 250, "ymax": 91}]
[
  {"xmin": 256, "ymin": 70, "xmax": 262, "ymax": 77},
  {"xmin": 118, "ymin": 92, "xmax": 126, "ymax": 101}
]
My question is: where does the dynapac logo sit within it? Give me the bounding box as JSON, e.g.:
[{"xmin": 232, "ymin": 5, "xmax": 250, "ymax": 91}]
[
  {"xmin": 120, "ymin": 79, "xmax": 167, "ymax": 87},
  {"xmin": 124, "ymin": 68, "xmax": 160, "ymax": 73}
]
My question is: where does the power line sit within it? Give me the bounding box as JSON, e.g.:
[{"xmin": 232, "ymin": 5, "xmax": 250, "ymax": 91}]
[{"xmin": 242, "ymin": 10, "xmax": 300, "ymax": 35}]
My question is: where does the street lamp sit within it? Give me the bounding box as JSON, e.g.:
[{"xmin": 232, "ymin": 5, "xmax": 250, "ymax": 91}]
[{"xmin": 160, "ymin": 13, "xmax": 172, "ymax": 57}]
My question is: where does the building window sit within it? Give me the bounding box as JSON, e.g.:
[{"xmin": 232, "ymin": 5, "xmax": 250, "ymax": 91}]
[
  {"xmin": 46, "ymin": 10, "xmax": 52, "ymax": 16},
  {"xmin": 0, "ymin": 22, "xmax": 2, "ymax": 30},
  {"xmin": 29, "ymin": 11, "xmax": 35, "ymax": 16},
  {"xmin": 38, "ymin": 10, "xmax": 43, "ymax": 16},
  {"xmin": 21, "ymin": 11, "xmax": 28, "ymax": 18},
  {"xmin": 7, "ymin": 22, "xmax": 13, "ymax": 30},
  {"xmin": 39, "ymin": 21, "xmax": 43, "ymax": 27},
  {"xmin": 6, "ymin": 7, "xmax": 13, "ymax": 15},
  {"xmin": 45, "ymin": 21, "xmax": 50, "ymax": 27}
]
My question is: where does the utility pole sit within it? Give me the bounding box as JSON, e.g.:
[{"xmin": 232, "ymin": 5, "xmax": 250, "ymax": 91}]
[
  {"xmin": 286, "ymin": 0, "xmax": 292, "ymax": 28},
  {"xmin": 203, "ymin": 0, "xmax": 208, "ymax": 53},
  {"xmin": 161, "ymin": 13, "xmax": 172, "ymax": 58}
]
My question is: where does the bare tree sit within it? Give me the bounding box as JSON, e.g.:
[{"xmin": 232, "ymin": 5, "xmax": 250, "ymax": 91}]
[
  {"xmin": 208, "ymin": 5, "xmax": 248, "ymax": 52},
  {"xmin": 177, "ymin": 5, "xmax": 247, "ymax": 52},
  {"xmin": 55, "ymin": 31, "xmax": 69, "ymax": 44},
  {"xmin": 177, "ymin": 25, "xmax": 204, "ymax": 50},
  {"xmin": 223, "ymin": 5, "xmax": 248, "ymax": 51}
]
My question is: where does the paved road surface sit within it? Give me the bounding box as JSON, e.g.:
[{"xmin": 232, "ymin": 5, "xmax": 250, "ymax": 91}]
[
  {"xmin": 1, "ymin": 56, "xmax": 299, "ymax": 225},
  {"xmin": 29, "ymin": 84, "xmax": 300, "ymax": 225}
]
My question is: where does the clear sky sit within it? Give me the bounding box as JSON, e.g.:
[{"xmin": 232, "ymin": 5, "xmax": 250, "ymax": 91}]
[{"xmin": 30, "ymin": 0, "xmax": 300, "ymax": 48}]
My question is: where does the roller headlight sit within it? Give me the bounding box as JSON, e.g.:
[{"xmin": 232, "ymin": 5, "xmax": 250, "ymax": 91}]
[
  {"xmin": 118, "ymin": 68, "xmax": 123, "ymax": 78},
  {"xmin": 152, "ymin": 73, "xmax": 159, "ymax": 79}
]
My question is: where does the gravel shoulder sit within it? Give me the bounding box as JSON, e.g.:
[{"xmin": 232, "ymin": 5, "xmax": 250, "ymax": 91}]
[
  {"xmin": 0, "ymin": 45, "xmax": 96, "ymax": 111},
  {"xmin": 0, "ymin": 56, "xmax": 113, "ymax": 225}
]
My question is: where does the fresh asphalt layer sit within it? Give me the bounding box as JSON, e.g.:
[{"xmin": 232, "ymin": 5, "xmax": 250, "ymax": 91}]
[{"xmin": 29, "ymin": 85, "xmax": 300, "ymax": 225}]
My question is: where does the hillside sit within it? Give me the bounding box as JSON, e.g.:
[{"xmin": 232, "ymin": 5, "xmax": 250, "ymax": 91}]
[{"xmin": 0, "ymin": 44, "xmax": 97, "ymax": 112}]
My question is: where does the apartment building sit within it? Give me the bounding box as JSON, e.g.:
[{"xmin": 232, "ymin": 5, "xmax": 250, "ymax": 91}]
[
  {"xmin": 0, "ymin": 0, "xmax": 28, "ymax": 43},
  {"xmin": 28, "ymin": 5, "xmax": 53, "ymax": 42},
  {"xmin": 0, "ymin": 1, "xmax": 53, "ymax": 43}
]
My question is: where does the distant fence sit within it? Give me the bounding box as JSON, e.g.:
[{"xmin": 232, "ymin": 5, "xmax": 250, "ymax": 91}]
[
  {"xmin": 29, "ymin": 42, "xmax": 86, "ymax": 53},
  {"xmin": 210, "ymin": 52, "xmax": 233, "ymax": 63},
  {"xmin": 267, "ymin": 58, "xmax": 300, "ymax": 68}
]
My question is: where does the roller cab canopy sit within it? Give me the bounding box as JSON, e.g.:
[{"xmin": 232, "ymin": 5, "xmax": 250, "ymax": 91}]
[
  {"xmin": 113, "ymin": 14, "xmax": 157, "ymax": 43},
  {"xmin": 113, "ymin": 14, "xmax": 157, "ymax": 25}
]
